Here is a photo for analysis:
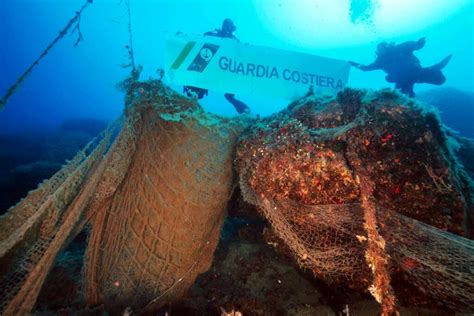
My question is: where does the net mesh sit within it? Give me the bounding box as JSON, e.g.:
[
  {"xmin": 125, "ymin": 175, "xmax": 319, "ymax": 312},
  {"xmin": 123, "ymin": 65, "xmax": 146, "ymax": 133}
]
[
  {"xmin": 84, "ymin": 81, "xmax": 245, "ymax": 314},
  {"xmin": 0, "ymin": 118, "xmax": 120, "ymax": 315},
  {"xmin": 0, "ymin": 80, "xmax": 247, "ymax": 315},
  {"xmin": 245, "ymin": 197, "xmax": 474, "ymax": 313},
  {"xmin": 236, "ymin": 88, "xmax": 474, "ymax": 314}
]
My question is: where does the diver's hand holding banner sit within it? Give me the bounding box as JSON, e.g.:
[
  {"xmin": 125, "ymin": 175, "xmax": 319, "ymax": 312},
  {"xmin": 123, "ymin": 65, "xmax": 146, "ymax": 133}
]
[{"xmin": 165, "ymin": 33, "xmax": 351, "ymax": 99}]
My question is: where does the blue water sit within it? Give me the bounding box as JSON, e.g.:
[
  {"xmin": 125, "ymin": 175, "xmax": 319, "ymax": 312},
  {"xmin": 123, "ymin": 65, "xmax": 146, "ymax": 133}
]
[{"xmin": 0, "ymin": 0, "xmax": 473, "ymax": 135}]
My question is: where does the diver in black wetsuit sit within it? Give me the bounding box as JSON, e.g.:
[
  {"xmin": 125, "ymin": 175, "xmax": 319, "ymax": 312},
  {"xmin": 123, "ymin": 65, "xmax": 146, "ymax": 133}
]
[
  {"xmin": 349, "ymin": 37, "xmax": 452, "ymax": 97},
  {"xmin": 183, "ymin": 19, "xmax": 251, "ymax": 114}
]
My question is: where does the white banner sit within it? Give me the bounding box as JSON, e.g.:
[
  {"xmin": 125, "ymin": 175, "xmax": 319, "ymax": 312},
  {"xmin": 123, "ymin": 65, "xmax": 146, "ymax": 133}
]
[{"xmin": 165, "ymin": 33, "xmax": 351, "ymax": 99}]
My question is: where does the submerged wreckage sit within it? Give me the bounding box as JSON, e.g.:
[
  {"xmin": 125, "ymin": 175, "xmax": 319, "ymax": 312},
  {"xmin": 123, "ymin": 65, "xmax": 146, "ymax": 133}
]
[{"xmin": 0, "ymin": 80, "xmax": 473, "ymax": 315}]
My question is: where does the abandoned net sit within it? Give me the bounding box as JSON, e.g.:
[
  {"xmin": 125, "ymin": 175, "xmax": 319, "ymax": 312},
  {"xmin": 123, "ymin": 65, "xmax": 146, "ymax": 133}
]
[{"xmin": 236, "ymin": 89, "xmax": 474, "ymax": 314}]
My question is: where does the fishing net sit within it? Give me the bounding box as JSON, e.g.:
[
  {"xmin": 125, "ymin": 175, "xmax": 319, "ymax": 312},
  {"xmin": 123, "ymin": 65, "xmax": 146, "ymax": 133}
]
[
  {"xmin": 1, "ymin": 82, "xmax": 473, "ymax": 315},
  {"xmin": 236, "ymin": 89, "xmax": 474, "ymax": 314},
  {"xmin": 0, "ymin": 80, "xmax": 246, "ymax": 315},
  {"xmin": 84, "ymin": 81, "xmax": 245, "ymax": 313},
  {"xmin": 0, "ymin": 116, "xmax": 122, "ymax": 315}
]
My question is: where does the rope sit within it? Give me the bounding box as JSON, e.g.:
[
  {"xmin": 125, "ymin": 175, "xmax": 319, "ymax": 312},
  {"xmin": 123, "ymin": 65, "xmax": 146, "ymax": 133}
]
[
  {"xmin": 125, "ymin": 0, "xmax": 136, "ymax": 72},
  {"xmin": 0, "ymin": 0, "xmax": 94, "ymax": 111},
  {"xmin": 124, "ymin": 0, "xmax": 142, "ymax": 83}
]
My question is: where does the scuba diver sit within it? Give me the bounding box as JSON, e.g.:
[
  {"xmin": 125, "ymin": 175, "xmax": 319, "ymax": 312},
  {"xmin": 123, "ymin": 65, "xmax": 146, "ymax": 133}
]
[
  {"xmin": 349, "ymin": 37, "xmax": 452, "ymax": 97},
  {"xmin": 183, "ymin": 19, "xmax": 251, "ymax": 114}
]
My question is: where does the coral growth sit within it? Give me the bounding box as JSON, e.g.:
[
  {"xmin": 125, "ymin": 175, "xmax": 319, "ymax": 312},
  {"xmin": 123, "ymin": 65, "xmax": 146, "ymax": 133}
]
[
  {"xmin": 236, "ymin": 88, "xmax": 474, "ymax": 313},
  {"xmin": 238, "ymin": 88, "xmax": 471, "ymax": 236}
]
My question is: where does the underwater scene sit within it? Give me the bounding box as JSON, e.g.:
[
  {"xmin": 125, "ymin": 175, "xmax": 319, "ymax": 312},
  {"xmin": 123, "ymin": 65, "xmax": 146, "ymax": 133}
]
[{"xmin": 0, "ymin": 0, "xmax": 473, "ymax": 315}]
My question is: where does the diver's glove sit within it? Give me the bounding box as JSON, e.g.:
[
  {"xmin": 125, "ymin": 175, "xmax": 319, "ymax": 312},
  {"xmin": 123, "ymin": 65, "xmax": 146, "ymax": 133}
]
[{"xmin": 348, "ymin": 61, "xmax": 361, "ymax": 68}]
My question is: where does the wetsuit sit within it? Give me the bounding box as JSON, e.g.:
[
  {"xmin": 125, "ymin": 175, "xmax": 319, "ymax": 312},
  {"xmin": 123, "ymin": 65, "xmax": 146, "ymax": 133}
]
[{"xmin": 353, "ymin": 38, "xmax": 451, "ymax": 97}]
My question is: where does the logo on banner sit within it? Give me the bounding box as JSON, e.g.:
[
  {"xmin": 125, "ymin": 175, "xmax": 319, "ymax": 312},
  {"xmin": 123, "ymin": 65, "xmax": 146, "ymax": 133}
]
[
  {"xmin": 187, "ymin": 43, "xmax": 220, "ymax": 72},
  {"xmin": 200, "ymin": 47, "xmax": 214, "ymax": 61}
]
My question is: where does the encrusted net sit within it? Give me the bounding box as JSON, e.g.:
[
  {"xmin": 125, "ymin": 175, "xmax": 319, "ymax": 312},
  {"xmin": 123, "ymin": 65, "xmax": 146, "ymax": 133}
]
[
  {"xmin": 243, "ymin": 196, "xmax": 474, "ymax": 313},
  {"xmin": 1, "ymin": 84, "xmax": 473, "ymax": 315},
  {"xmin": 236, "ymin": 89, "xmax": 474, "ymax": 314},
  {"xmin": 0, "ymin": 118, "xmax": 121, "ymax": 315},
  {"xmin": 84, "ymin": 81, "xmax": 245, "ymax": 314},
  {"xmin": 0, "ymin": 80, "xmax": 247, "ymax": 315}
]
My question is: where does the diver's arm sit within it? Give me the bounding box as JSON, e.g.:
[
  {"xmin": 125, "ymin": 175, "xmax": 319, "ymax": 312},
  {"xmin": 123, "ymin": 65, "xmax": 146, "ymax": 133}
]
[
  {"xmin": 204, "ymin": 30, "xmax": 239, "ymax": 41},
  {"xmin": 350, "ymin": 60, "xmax": 381, "ymax": 71},
  {"xmin": 359, "ymin": 63, "xmax": 381, "ymax": 71},
  {"xmin": 204, "ymin": 30, "xmax": 217, "ymax": 36}
]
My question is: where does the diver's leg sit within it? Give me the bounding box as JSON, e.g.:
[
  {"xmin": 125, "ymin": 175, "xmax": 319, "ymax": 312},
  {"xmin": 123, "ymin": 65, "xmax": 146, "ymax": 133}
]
[
  {"xmin": 395, "ymin": 82, "xmax": 403, "ymax": 92},
  {"xmin": 385, "ymin": 74, "xmax": 396, "ymax": 83},
  {"xmin": 416, "ymin": 56, "xmax": 451, "ymax": 86},
  {"xmin": 405, "ymin": 84, "xmax": 416, "ymax": 97},
  {"xmin": 417, "ymin": 68, "xmax": 447, "ymax": 85},
  {"xmin": 395, "ymin": 82, "xmax": 415, "ymax": 97},
  {"xmin": 224, "ymin": 93, "xmax": 250, "ymax": 114}
]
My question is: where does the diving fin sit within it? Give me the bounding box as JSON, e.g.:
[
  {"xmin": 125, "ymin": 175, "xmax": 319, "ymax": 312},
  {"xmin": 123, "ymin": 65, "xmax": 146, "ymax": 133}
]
[
  {"xmin": 416, "ymin": 55, "xmax": 451, "ymax": 85},
  {"xmin": 428, "ymin": 54, "xmax": 452, "ymax": 71}
]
